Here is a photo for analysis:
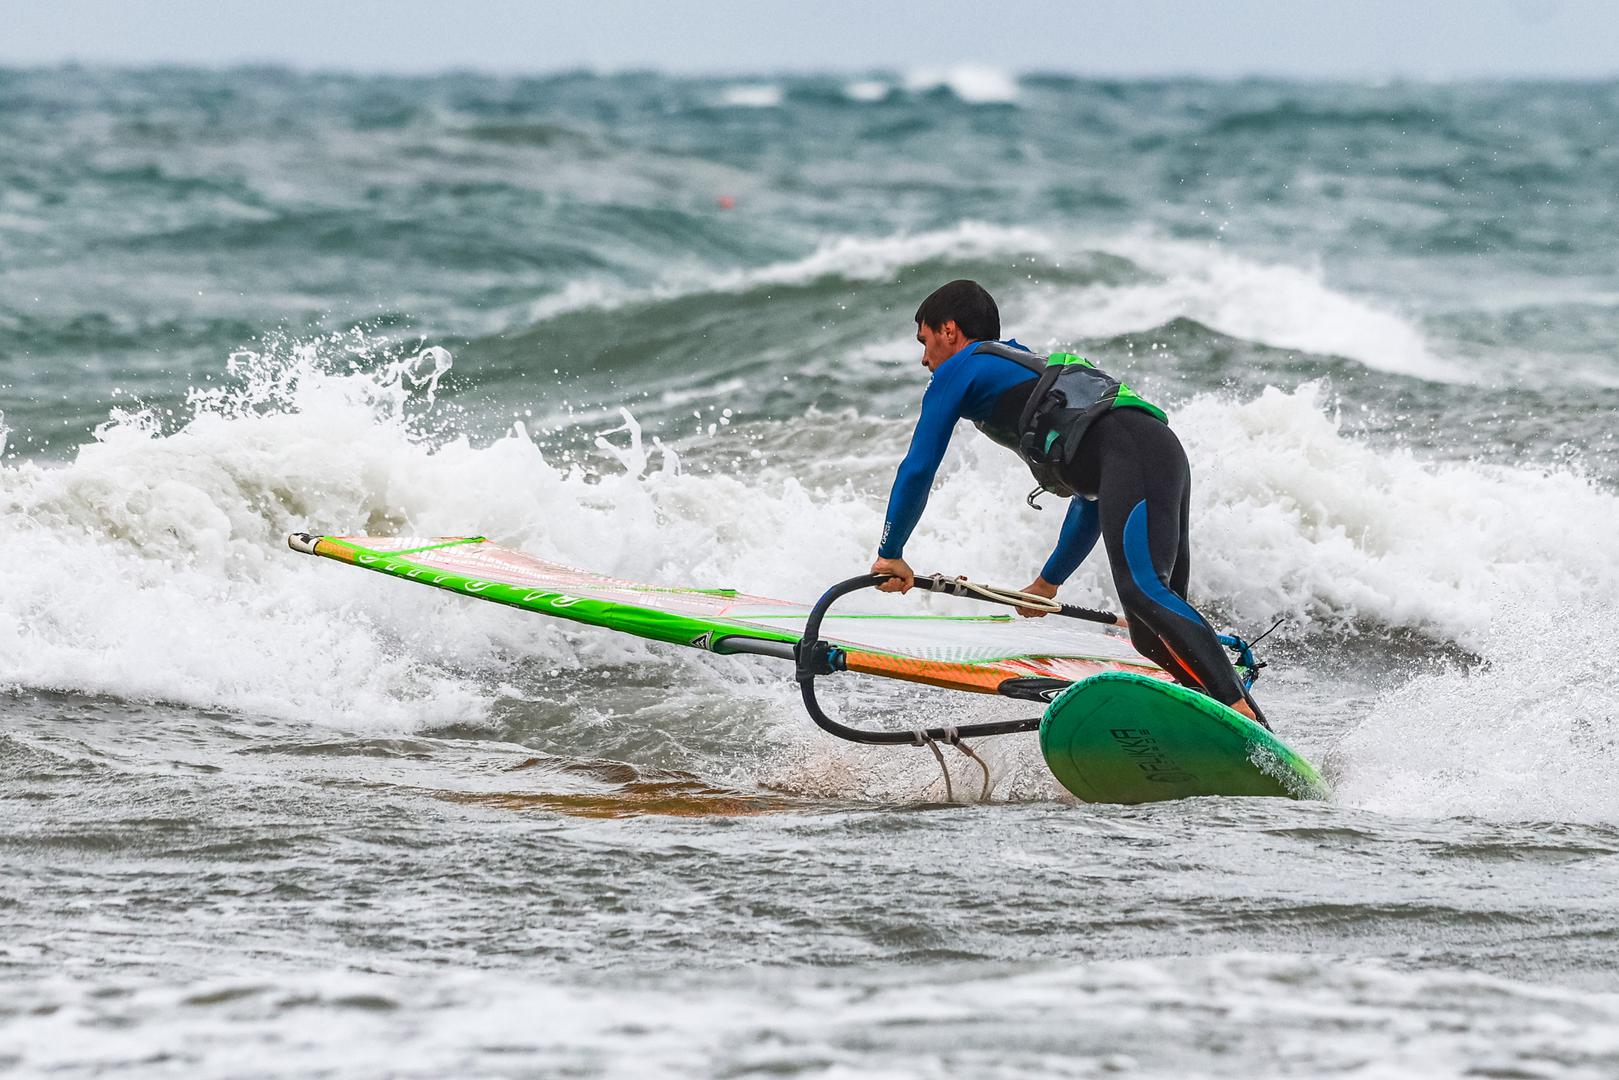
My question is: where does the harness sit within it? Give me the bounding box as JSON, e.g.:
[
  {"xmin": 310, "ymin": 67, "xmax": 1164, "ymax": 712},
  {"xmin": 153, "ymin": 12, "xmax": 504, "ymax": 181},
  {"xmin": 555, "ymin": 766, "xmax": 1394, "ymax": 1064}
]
[{"xmin": 970, "ymin": 341, "xmax": 1167, "ymax": 501}]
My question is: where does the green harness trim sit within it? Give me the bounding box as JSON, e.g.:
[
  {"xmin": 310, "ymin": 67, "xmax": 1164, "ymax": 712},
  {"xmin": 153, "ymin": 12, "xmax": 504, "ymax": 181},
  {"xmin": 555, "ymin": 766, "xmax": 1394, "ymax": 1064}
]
[
  {"xmin": 972, "ymin": 342, "xmax": 1168, "ymax": 500},
  {"xmin": 1047, "ymin": 352, "xmax": 1168, "ymax": 424}
]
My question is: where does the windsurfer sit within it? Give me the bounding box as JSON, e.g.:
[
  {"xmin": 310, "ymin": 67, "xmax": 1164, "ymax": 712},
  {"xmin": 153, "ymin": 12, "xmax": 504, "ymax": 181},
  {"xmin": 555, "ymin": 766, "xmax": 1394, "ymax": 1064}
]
[{"xmin": 869, "ymin": 279, "xmax": 1263, "ymax": 723}]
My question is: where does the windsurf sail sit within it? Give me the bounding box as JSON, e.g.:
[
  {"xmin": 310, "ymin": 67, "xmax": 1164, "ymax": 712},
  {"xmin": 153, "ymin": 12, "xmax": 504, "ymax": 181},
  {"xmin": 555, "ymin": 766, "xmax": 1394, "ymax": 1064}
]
[{"xmin": 287, "ymin": 533, "xmax": 1159, "ymax": 696}]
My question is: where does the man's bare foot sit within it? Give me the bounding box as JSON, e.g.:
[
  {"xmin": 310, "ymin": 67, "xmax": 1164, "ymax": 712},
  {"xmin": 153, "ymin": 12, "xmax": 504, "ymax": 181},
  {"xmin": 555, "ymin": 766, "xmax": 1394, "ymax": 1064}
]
[{"xmin": 1230, "ymin": 697, "xmax": 1259, "ymax": 722}]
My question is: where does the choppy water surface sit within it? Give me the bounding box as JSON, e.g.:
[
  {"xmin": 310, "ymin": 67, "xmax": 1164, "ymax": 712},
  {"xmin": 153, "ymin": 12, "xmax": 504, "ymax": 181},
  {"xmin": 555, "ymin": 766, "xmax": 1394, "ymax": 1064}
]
[{"xmin": 3, "ymin": 67, "xmax": 1619, "ymax": 1077}]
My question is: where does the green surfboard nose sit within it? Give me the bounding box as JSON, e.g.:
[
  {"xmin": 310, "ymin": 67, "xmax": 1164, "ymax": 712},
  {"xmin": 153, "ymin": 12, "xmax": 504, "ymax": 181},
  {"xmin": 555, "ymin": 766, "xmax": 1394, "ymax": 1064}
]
[{"xmin": 1039, "ymin": 672, "xmax": 1326, "ymax": 804}]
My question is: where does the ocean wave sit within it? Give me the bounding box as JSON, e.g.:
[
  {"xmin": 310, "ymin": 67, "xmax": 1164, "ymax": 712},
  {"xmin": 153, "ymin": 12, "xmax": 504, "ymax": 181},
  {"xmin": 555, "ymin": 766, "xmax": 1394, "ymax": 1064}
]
[
  {"xmin": 1017, "ymin": 233, "xmax": 1467, "ymax": 382},
  {"xmin": 899, "ymin": 381, "xmax": 1619, "ymax": 650},
  {"xmin": 516, "ymin": 222, "xmax": 1461, "ymax": 384},
  {"xmin": 902, "ymin": 64, "xmax": 1019, "ymax": 104},
  {"xmin": 1331, "ymin": 602, "xmax": 1619, "ymax": 824},
  {"xmin": 517, "ymin": 221, "xmax": 1058, "ymax": 322},
  {"xmin": 1206, "ymin": 101, "xmax": 1451, "ymax": 136},
  {"xmin": 842, "ymin": 79, "xmax": 891, "ymax": 103},
  {"xmin": 717, "ymin": 84, "xmax": 783, "ymax": 109},
  {"xmin": 9, "ymin": 955, "xmax": 1619, "ymax": 1077},
  {"xmin": 1181, "ymin": 385, "xmax": 1619, "ymax": 633},
  {"xmin": 0, "ymin": 336, "xmax": 877, "ymax": 735},
  {"xmin": 459, "ymin": 121, "xmax": 590, "ymax": 147},
  {"xmin": 3, "ymin": 333, "xmax": 1615, "ymax": 756}
]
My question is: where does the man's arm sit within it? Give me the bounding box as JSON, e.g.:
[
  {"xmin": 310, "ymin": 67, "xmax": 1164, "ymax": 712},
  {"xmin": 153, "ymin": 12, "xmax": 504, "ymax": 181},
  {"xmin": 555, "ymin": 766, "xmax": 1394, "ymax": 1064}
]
[
  {"xmin": 1015, "ymin": 499, "xmax": 1102, "ymax": 615},
  {"xmin": 1039, "ymin": 498, "xmax": 1101, "ymax": 585},
  {"xmin": 872, "ymin": 374, "xmax": 965, "ymax": 592}
]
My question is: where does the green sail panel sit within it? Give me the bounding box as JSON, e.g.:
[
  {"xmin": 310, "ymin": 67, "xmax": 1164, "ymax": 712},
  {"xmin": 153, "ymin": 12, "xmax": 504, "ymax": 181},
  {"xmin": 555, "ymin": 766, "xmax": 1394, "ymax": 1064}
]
[{"xmin": 287, "ymin": 534, "xmax": 1162, "ymax": 695}]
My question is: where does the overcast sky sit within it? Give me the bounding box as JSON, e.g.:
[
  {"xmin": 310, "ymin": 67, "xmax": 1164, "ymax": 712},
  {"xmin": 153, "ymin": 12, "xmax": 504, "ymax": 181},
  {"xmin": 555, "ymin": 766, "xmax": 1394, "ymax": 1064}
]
[{"xmin": 7, "ymin": 0, "xmax": 1618, "ymax": 79}]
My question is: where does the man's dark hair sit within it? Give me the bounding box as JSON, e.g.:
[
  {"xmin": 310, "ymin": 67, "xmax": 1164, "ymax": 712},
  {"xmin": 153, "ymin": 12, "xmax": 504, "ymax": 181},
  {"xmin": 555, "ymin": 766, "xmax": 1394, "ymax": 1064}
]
[{"xmin": 914, "ymin": 279, "xmax": 1000, "ymax": 341}]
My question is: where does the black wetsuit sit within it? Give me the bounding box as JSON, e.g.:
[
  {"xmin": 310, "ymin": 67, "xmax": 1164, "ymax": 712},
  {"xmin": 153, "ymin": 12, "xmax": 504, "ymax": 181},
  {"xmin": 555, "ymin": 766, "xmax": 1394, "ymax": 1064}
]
[
  {"xmin": 878, "ymin": 339, "xmax": 1249, "ymax": 708},
  {"xmin": 1065, "ymin": 408, "xmax": 1247, "ymax": 707}
]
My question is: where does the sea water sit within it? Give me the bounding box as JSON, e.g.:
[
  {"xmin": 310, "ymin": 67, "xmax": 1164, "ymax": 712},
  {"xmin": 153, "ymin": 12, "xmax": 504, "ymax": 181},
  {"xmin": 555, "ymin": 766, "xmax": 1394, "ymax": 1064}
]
[{"xmin": 3, "ymin": 67, "xmax": 1619, "ymax": 1077}]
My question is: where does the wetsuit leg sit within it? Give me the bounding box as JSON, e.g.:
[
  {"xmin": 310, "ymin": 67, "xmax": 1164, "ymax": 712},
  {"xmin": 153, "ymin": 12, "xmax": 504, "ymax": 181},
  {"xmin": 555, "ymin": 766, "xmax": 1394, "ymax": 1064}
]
[
  {"xmin": 1076, "ymin": 411, "xmax": 1248, "ymax": 707},
  {"xmin": 1169, "ymin": 471, "xmax": 1191, "ymax": 599}
]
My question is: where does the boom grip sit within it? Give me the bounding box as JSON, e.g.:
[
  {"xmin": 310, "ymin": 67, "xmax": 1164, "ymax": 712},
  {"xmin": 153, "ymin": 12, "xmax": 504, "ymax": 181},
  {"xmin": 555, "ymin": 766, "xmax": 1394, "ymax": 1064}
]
[
  {"xmin": 1059, "ymin": 602, "xmax": 1118, "ymax": 625},
  {"xmin": 795, "ymin": 574, "xmax": 1043, "ymax": 745}
]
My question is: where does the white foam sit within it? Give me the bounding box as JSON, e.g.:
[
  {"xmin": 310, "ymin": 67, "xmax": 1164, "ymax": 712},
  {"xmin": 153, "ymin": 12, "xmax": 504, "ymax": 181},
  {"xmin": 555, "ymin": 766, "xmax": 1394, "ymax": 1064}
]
[
  {"xmin": 842, "ymin": 79, "xmax": 891, "ymax": 103},
  {"xmin": 1019, "ymin": 233, "xmax": 1466, "ymax": 382},
  {"xmin": 859, "ymin": 381, "xmax": 1619, "ymax": 819},
  {"xmin": 1332, "ymin": 602, "xmax": 1619, "ymax": 823},
  {"xmin": 523, "ymin": 222, "xmax": 1459, "ymax": 385},
  {"xmin": 6, "ymin": 333, "xmax": 1617, "ymax": 815},
  {"xmin": 904, "ymin": 64, "xmax": 1020, "ymax": 104},
  {"xmin": 717, "ymin": 83, "xmax": 782, "ymax": 108},
  {"xmin": 875, "ymin": 382, "xmax": 1619, "ymax": 649},
  {"xmin": 1180, "ymin": 384, "xmax": 1619, "ymax": 639},
  {"xmin": 1169, "ymin": 385, "xmax": 1619, "ymax": 824},
  {"xmin": 0, "ymin": 335, "xmax": 883, "ymax": 733},
  {"xmin": 521, "ymin": 221, "xmax": 1057, "ymax": 322},
  {"xmin": 8, "ymin": 955, "xmax": 1619, "ymax": 1077},
  {"xmin": 4, "ymin": 349, "xmax": 1611, "ymax": 717}
]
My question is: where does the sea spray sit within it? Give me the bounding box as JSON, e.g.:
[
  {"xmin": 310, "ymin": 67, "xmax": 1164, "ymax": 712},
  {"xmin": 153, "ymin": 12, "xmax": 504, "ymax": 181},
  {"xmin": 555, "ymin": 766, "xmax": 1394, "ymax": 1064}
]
[
  {"xmin": 889, "ymin": 382, "xmax": 1619, "ymax": 648},
  {"xmin": 1333, "ymin": 599, "xmax": 1619, "ymax": 823},
  {"xmin": 1176, "ymin": 384, "xmax": 1619, "ymax": 643}
]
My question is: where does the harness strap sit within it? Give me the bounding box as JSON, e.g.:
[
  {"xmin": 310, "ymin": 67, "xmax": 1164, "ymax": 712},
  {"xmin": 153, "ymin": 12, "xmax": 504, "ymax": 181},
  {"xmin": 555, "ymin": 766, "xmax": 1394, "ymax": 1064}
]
[{"xmin": 972, "ymin": 339, "xmax": 1047, "ymax": 373}]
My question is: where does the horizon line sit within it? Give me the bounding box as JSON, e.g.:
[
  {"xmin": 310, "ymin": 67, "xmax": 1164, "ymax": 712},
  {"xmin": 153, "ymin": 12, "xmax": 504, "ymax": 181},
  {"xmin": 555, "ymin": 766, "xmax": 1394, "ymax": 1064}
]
[{"xmin": 6, "ymin": 59, "xmax": 1619, "ymax": 85}]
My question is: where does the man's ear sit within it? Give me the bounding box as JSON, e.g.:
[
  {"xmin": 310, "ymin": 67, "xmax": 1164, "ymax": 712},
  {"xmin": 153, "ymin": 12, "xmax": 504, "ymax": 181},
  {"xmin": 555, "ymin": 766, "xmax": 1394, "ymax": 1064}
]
[{"xmin": 940, "ymin": 319, "xmax": 963, "ymax": 344}]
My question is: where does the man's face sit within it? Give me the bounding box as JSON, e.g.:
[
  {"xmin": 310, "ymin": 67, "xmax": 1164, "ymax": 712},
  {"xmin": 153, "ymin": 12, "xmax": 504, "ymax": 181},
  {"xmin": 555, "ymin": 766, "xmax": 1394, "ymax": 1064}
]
[{"xmin": 917, "ymin": 320, "xmax": 965, "ymax": 372}]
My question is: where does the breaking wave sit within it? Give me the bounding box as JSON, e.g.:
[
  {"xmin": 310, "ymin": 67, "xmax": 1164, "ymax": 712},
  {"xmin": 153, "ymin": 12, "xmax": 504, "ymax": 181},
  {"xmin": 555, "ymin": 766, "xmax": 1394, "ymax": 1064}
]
[
  {"xmin": 516, "ymin": 223, "xmax": 1460, "ymax": 383},
  {"xmin": 2, "ymin": 328, "xmax": 1615, "ymax": 817}
]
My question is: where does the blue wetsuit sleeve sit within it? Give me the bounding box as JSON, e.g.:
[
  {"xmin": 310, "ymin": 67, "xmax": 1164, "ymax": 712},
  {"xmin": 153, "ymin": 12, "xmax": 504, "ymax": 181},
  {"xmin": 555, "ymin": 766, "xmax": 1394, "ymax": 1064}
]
[
  {"xmin": 1039, "ymin": 498, "xmax": 1100, "ymax": 584},
  {"xmin": 878, "ymin": 376, "xmax": 966, "ymax": 559}
]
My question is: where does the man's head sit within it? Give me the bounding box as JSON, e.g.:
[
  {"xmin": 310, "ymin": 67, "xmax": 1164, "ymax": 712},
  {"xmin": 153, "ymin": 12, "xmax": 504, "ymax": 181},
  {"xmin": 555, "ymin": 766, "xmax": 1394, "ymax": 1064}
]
[{"xmin": 914, "ymin": 279, "xmax": 1000, "ymax": 371}]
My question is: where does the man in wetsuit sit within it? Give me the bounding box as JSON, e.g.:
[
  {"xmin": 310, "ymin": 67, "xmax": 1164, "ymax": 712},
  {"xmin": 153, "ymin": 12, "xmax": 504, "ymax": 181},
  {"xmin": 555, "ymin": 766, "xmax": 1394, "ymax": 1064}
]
[{"xmin": 870, "ymin": 279, "xmax": 1262, "ymax": 723}]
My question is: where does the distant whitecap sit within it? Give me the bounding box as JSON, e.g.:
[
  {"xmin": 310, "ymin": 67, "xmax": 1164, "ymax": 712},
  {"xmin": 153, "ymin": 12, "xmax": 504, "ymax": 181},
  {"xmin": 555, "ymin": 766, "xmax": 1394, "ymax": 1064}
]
[
  {"xmin": 843, "ymin": 79, "xmax": 891, "ymax": 103},
  {"xmin": 904, "ymin": 64, "xmax": 1018, "ymax": 104},
  {"xmin": 719, "ymin": 84, "xmax": 783, "ymax": 108}
]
